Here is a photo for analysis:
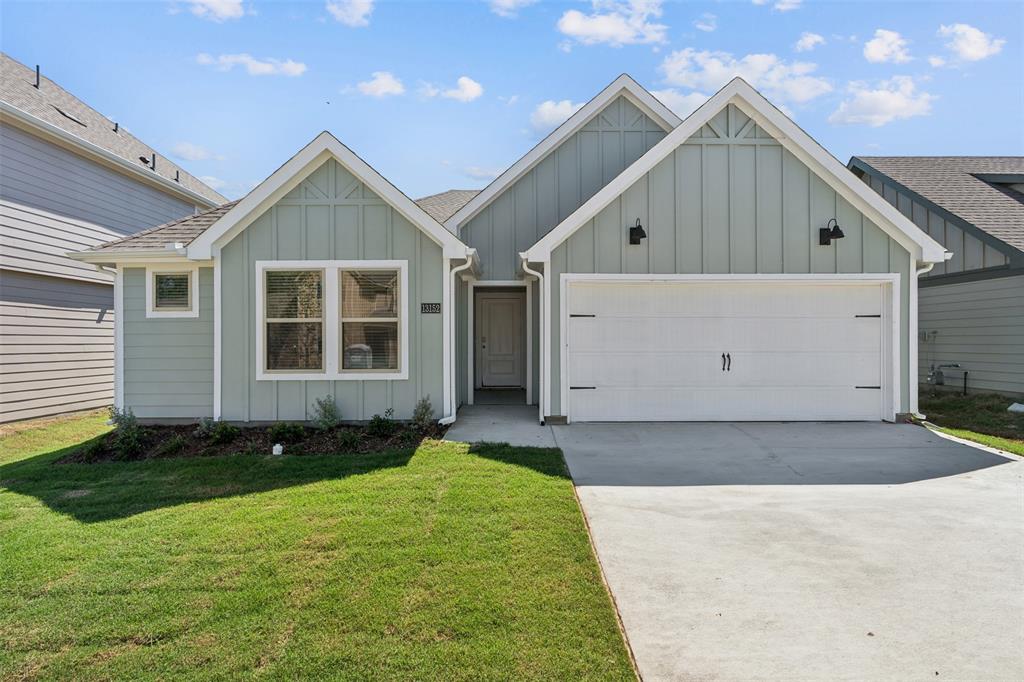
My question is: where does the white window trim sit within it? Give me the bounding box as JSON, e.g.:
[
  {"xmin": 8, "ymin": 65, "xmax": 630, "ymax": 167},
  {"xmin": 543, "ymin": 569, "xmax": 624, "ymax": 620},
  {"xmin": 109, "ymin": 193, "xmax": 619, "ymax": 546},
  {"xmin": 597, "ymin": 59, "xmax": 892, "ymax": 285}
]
[
  {"xmin": 255, "ymin": 260, "xmax": 409, "ymax": 382},
  {"xmin": 145, "ymin": 263, "xmax": 199, "ymax": 318}
]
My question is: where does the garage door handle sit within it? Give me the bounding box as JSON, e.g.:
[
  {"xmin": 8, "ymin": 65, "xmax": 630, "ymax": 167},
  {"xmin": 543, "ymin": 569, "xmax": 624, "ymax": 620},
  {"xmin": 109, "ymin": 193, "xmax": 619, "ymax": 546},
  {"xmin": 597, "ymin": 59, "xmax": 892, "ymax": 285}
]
[
  {"xmin": 727, "ymin": 353, "xmax": 731, "ymax": 371},
  {"xmin": 722, "ymin": 353, "xmax": 727, "ymax": 371}
]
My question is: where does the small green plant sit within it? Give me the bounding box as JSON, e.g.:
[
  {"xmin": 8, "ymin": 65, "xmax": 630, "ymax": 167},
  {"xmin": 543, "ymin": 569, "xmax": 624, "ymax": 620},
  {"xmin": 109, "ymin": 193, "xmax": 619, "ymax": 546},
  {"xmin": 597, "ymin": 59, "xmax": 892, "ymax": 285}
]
[
  {"xmin": 79, "ymin": 437, "xmax": 106, "ymax": 462},
  {"xmin": 108, "ymin": 406, "xmax": 145, "ymax": 459},
  {"xmin": 311, "ymin": 394, "xmax": 341, "ymax": 431},
  {"xmin": 335, "ymin": 428, "xmax": 361, "ymax": 452},
  {"xmin": 367, "ymin": 408, "xmax": 396, "ymax": 438},
  {"xmin": 152, "ymin": 434, "xmax": 188, "ymax": 458},
  {"xmin": 194, "ymin": 416, "xmax": 215, "ymax": 439},
  {"xmin": 208, "ymin": 421, "xmax": 240, "ymax": 445},
  {"xmin": 412, "ymin": 396, "xmax": 434, "ymax": 432},
  {"xmin": 269, "ymin": 421, "xmax": 305, "ymax": 444}
]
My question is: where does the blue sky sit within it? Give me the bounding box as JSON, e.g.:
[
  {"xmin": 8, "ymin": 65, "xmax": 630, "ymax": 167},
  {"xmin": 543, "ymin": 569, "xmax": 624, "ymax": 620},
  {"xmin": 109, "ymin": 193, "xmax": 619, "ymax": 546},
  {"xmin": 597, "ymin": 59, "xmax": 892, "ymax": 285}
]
[{"xmin": 3, "ymin": 0, "xmax": 1021, "ymax": 200}]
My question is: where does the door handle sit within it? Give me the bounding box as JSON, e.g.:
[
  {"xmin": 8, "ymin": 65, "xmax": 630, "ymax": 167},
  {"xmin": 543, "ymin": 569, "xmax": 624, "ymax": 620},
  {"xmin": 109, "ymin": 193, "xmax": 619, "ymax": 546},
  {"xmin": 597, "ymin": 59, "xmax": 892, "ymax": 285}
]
[
  {"xmin": 722, "ymin": 353, "xmax": 726, "ymax": 371},
  {"xmin": 727, "ymin": 353, "xmax": 731, "ymax": 371}
]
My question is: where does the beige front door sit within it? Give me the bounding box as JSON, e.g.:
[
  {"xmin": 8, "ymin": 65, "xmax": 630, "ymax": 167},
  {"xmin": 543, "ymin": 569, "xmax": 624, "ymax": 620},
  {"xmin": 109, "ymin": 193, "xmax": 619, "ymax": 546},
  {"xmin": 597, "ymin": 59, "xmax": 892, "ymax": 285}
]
[{"xmin": 475, "ymin": 290, "xmax": 525, "ymax": 388}]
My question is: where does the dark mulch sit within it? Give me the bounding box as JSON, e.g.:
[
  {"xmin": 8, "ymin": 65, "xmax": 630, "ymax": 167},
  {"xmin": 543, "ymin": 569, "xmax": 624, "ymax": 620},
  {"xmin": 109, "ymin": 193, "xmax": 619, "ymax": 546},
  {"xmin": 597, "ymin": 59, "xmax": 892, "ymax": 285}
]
[{"xmin": 59, "ymin": 421, "xmax": 447, "ymax": 464}]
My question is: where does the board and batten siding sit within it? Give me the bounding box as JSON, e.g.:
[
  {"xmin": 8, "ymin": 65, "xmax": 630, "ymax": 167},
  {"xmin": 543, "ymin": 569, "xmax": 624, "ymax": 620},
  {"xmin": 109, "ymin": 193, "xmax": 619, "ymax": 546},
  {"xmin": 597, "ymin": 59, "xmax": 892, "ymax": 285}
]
[
  {"xmin": 122, "ymin": 267, "xmax": 214, "ymax": 419},
  {"xmin": 548, "ymin": 104, "xmax": 914, "ymax": 415},
  {"xmin": 0, "ymin": 270, "xmax": 114, "ymax": 421},
  {"xmin": 919, "ymin": 274, "xmax": 1024, "ymax": 397},
  {"xmin": 220, "ymin": 159, "xmax": 444, "ymax": 422}
]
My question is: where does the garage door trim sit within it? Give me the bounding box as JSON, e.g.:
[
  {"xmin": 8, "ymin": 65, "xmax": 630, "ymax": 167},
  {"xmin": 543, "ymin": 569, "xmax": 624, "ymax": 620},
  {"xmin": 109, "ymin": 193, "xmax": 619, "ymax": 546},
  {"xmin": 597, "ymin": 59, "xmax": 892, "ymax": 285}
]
[{"xmin": 559, "ymin": 273, "xmax": 901, "ymax": 423}]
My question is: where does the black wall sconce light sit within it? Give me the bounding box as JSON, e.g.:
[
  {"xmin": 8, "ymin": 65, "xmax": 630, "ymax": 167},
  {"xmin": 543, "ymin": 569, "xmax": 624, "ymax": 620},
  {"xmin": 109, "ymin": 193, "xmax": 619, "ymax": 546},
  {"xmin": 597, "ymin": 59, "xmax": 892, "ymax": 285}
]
[
  {"xmin": 628, "ymin": 218, "xmax": 647, "ymax": 245},
  {"xmin": 819, "ymin": 218, "xmax": 845, "ymax": 246}
]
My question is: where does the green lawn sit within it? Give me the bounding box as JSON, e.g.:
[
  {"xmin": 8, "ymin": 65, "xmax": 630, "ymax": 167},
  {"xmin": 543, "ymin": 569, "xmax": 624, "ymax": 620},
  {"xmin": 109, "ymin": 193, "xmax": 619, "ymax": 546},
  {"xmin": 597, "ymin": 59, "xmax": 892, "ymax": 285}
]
[
  {"xmin": 0, "ymin": 413, "xmax": 634, "ymax": 681},
  {"xmin": 920, "ymin": 391, "xmax": 1024, "ymax": 456}
]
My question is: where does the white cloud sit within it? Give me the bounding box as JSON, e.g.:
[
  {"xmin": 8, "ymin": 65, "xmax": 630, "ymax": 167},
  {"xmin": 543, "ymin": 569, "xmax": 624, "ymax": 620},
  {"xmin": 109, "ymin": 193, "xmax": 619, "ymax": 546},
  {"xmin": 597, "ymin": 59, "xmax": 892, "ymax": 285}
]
[
  {"xmin": 499, "ymin": 94, "xmax": 519, "ymax": 105},
  {"xmin": 828, "ymin": 76, "xmax": 935, "ymax": 127},
  {"xmin": 927, "ymin": 55, "xmax": 946, "ymax": 67},
  {"xmin": 490, "ymin": 0, "xmax": 537, "ymax": 18},
  {"xmin": 531, "ymin": 99, "xmax": 585, "ymax": 132},
  {"xmin": 199, "ymin": 175, "xmax": 227, "ymax": 190},
  {"xmin": 773, "ymin": 0, "xmax": 801, "ymax": 10},
  {"xmin": 418, "ymin": 82, "xmax": 440, "ymax": 98},
  {"xmin": 444, "ymin": 76, "xmax": 484, "ymax": 102},
  {"xmin": 694, "ymin": 13, "xmax": 716, "ymax": 32},
  {"xmin": 196, "ymin": 53, "xmax": 307, "ymax": 76},
  {"xmin": 188, "ymin": 0, "xmax": 244, "ymax": 22},
  {"xmin": 357, "ymin": 71, "xmax": 405, "ymax": 97},
  {"xmin": 863, "ymin": 29, "xmax": 911, "ymax": 63},
  {"xmin": 171, "ymin": 142, "xmax": 223, "ymax": 162},
  {"xmin": 794, "ymin": 32, "xmax": 825, "ymax": 52},
  {"xmin": 326, "ymin": 0, "xmax": 373, "ymax": 26},
  {"xmin": 650, "ymin": 89, "xmax": 708, "ymax": 118},
  {"xmin": 557, "ymin": 0, "xmax": 667, "ymax": 48},
  {"xmin": 938, "ymin": 23, "xmax": 1005, "ymax": 61},
  {"xmin": 464, "ymin": 166, "xmax": 503, "ymax": 181},
  {"xmin": 660, "ymin": 48, "xmax": 832, "ymax": 105}
]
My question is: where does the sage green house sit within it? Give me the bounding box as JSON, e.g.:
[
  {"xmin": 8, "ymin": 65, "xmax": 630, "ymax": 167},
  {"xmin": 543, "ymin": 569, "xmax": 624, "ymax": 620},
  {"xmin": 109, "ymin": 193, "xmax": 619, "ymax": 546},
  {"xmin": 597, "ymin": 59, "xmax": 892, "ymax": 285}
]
[{"xmin": 73, "ymin": 75, "xmax": 948, "ymax": 425}]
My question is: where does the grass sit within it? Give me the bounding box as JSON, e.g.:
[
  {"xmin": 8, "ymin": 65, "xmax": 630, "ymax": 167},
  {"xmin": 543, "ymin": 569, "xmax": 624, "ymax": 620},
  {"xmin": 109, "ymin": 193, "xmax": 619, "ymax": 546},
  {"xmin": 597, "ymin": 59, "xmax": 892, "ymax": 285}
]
[
  {"xmin": 920, "ymin": 391, "xmax": 1024, "ymax": 456},
  {"xmin": 0, "ymin": 413, "xmax": 634, "ymax": 681}
]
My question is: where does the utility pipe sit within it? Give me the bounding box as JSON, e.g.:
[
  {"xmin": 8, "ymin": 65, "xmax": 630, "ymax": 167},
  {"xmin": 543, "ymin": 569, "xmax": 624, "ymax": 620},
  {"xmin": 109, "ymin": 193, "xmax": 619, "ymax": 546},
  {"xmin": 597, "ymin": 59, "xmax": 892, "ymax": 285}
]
[
  {"xmin": 439, "ymin": 254, "xmax": 475, "ymax": 425},
  {"xmin": 520, "ymin": 254, "xmax": 545, "ymax": 424}
]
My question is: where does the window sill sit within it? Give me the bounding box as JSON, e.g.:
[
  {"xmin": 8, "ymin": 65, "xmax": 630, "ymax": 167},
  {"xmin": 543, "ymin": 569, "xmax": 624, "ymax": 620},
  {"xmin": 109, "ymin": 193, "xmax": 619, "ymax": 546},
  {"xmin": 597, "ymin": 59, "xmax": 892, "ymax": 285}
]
[{"xmin": 256, "ymin": 370, "xmax": 409, "ymax": 382}]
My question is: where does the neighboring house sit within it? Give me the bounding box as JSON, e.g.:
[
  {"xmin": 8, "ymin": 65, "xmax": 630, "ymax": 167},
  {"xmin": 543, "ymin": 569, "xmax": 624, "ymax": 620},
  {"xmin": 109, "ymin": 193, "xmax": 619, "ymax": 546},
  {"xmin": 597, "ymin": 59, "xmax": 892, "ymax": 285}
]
[
  {"xmin": 72, "ymin": 75, "xmax": 947, "ymax": 426},
  {"xmin": 0, "ymin": 53, "xmax": 226, "ymax": 422},
  {"xmin": 849, "ymin": 157, "xmax": 1024, "ymax": 397}
]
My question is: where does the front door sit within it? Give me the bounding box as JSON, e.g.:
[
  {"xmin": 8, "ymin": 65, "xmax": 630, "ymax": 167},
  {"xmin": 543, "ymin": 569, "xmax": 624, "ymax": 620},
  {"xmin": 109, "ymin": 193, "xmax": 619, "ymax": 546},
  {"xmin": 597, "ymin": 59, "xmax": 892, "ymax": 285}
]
[{"xmin": 476, "ymin": 290, "xmax": 525, "ymax": 388}]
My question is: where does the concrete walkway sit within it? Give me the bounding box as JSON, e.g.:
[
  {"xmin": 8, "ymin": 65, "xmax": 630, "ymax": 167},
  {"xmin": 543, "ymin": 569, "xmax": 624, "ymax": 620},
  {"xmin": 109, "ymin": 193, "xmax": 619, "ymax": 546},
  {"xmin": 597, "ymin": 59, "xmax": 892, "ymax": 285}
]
[
  {"xmin": 444, "ymin": 404, "xmax": 556, "ymax": 447},
  {"xmin": 556, "ymin": 422, "xmax": 1024, "ymax": 681}
]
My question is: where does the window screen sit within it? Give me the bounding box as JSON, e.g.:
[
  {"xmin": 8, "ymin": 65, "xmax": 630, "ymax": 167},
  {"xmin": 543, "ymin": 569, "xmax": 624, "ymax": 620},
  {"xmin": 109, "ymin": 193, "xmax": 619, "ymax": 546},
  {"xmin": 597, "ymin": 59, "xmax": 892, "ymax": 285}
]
[
  {"xmin": 153, "ymin": 272, "xmax": 190, "ymax": 310},
  {"xmin": 341, "ymin": 270, "xmax": 399, "ymax": 371},
  {"xmin": 265, "ymin": 270, "xmax": 323, "ymax": 371}
]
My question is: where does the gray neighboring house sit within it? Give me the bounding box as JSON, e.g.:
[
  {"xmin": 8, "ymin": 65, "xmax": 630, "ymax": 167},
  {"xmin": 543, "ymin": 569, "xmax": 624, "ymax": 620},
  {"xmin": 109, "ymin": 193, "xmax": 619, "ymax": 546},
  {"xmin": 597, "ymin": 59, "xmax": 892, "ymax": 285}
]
[
  {"xmin": 849, "ymin": 157, "xmax": 1024, "ymax": 397},
  {"xmin": 0, "ymin": 53, "xmax": 226, "ymax": 422}
]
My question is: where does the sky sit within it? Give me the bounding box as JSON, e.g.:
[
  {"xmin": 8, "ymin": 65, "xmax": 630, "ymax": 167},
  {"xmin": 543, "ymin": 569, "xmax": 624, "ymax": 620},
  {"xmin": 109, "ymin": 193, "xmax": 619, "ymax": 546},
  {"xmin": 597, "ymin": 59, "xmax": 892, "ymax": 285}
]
[{"xmin": 2, "ymin": 0, "xmax": 1021, "ymax": 201}]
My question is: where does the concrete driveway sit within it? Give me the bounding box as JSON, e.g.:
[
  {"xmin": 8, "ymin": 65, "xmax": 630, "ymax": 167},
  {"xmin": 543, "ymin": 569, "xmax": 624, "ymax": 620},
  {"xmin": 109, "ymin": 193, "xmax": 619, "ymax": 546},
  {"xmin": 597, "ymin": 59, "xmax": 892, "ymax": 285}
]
[{"xmin": 555, "ymin": 422, "xmax": 1024, "ymax": 681}]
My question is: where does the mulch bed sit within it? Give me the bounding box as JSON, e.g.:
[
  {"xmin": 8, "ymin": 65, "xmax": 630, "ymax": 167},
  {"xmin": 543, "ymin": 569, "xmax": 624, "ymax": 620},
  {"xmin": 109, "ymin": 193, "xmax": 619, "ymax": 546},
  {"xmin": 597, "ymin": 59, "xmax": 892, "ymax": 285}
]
[{"xmin": 60, "ymin": 421, "xmax": 448, "ymax": 464}]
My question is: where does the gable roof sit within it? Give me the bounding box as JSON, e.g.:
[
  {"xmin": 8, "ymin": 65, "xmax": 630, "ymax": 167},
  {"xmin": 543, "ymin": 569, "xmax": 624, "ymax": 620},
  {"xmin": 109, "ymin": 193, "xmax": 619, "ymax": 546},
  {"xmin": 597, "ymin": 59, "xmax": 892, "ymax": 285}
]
[
  {"xmin": 523, "ymin": 77, "xmax": 948, "ymax": 264},
  {"xmin": 184, "ymin": 131, "xmax": 473, "ymax": 260},
  {"xmin": 849, "ymin": 156, "xmax": 1024, "ymax": 254},
  {"xmin": 416, "ymin": 189, "xmax": 479, "ymax": 223},
  {"xmin": 443, "ymin": 74, "xmax": 681, "ymax": 232},
  {"xmin": 0, "ymin": 52, "xmax": 226, "ymax": 207},
  {"xmin": 79, "ymin": 201, "xmax": 240, "ymax": 254}
]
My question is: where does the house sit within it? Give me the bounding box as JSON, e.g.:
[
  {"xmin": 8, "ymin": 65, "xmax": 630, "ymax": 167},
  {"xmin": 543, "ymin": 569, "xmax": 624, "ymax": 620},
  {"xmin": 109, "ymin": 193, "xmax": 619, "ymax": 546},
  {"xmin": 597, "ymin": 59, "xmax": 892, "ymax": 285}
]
[
  {"xmin": 71, "ymin": 75, "xmax": 947, "ymax": 425},
  {"xmin": 849, "ymin": 157, "xmax": 1024, "ymax": 397},
  {"xmin": 0, "ymin": 53, "xmax": 225, "ymax": 422}
]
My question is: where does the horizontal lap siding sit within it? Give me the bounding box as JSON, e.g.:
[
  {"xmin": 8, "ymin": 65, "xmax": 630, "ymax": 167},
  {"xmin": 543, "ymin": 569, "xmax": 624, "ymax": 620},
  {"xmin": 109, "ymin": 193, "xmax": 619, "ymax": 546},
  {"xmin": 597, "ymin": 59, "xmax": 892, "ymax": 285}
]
[
  {"xmin": 919, "ymin": 274, "xmax": 1024, "ymax": 396},
  {"xmin": 548, "ymin": 105, "xmax": 913, "ymax": 415},
  {"xmin": 220, "ymin": 159, "xmax": 443, "ymax": 422},
  {"xmin": 122, "ymin": 267, "xmax": 214, "ymax": 419},
  {"xmin": 0, "ymin": 270, "xmax": 114, "ymax": 422}
]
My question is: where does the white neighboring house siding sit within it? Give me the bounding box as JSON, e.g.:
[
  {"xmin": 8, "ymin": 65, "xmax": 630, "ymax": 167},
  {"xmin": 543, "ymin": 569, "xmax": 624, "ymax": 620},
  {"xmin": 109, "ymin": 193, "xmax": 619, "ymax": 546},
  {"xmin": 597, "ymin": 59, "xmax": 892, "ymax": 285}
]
[{"xmin": 0, "ymin": 122, "xmax": 206, "ymax": 422}]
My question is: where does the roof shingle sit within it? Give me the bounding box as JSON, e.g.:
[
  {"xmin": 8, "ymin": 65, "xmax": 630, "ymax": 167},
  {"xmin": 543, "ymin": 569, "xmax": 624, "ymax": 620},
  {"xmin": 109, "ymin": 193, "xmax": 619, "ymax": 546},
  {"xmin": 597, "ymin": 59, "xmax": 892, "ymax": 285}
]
[
  {"xmin": 415, "ymin": 189, "xmax": 479, "ymax": 223},
  {"xmin": 87, "ymin": 201, "xmax": 239, "ymax": 252}
]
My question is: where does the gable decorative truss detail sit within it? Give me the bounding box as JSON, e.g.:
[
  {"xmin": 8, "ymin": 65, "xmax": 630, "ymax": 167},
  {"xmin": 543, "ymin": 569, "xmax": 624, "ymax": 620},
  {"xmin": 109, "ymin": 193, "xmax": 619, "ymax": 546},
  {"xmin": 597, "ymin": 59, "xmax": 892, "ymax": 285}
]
[
  {"xmin": 443, "ymin": 74, "xmax": 682, "ymax": 233},
  {"xmin": 523, "ymin": 78, "xmax": 949, "ymax": 265},
  {"xmin": 187, "ymin": 132, "xmax": 474, "ymax": 261}
]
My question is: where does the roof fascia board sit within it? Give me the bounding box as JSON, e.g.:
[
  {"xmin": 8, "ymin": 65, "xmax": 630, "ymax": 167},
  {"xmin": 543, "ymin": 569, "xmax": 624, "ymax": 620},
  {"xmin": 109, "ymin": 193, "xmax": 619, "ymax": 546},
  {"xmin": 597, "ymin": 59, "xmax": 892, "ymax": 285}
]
[
  {"xmin": 524, "ymin": 79, "xmax": 947, "ymax": 264},
  {"xmin": 68, "ymin": 249, "xmax": 209, "ymax": 265},
  {"xmin": 443, "ymin": 74, "xmax": 681, "ymax": 232},
  {"xmin": 849, "ymin": 158, "xmax": 1024, "ymax": 261},
  {"xmin": 188, "ymin": 132, "xmax": 471, "ymax": 260},
  {"xmin": 0, "ymin": 101, "xmax": 221, "ymax": 208}
]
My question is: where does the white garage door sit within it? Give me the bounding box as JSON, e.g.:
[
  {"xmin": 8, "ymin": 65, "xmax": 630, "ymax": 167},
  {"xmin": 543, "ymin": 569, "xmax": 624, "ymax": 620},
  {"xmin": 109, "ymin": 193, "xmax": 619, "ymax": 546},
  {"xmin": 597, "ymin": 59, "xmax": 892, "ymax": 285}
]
[{"xmin": 566, "ymin": 280, "xmax": 889, "ymax": 422}]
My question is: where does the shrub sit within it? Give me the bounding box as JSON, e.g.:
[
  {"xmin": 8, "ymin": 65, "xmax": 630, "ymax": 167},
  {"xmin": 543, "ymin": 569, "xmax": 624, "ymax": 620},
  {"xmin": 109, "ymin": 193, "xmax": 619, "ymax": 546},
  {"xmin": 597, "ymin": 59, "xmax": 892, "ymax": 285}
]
[
  {"xmin": 269, "ymin": 422, "xmax": 305, "ymax": 444},
  {"xmin": 152, "ymin": 434, "xmax": 188, "ymax": 458},
  {"xmin": 79, "ymin": 437, "xmax": 106, "ymax": 462},
  {"xmin": 412, "ymin": 396, "xmax": 434, "ymax": 432},
  {"xmin": 194, "ymin": 416, "xmax": 215, "ymax": 440},
  {"xmin": 311, "ymin": 394, "xmax": 341, "ymax": 431},
  {"xmin": 108, "ymin": 406, "xmax": 145, "ymax": 459},
  {"xmin": 367, "ymin": 408, "xmax": 396, "ymax": 438},
  {"xmin": 208, "ymin": 421, "xmax": 240, "ymax": 445},
  {"xmin": 335, "ymin": 428, "xmax": 361, "ymax": 452}
]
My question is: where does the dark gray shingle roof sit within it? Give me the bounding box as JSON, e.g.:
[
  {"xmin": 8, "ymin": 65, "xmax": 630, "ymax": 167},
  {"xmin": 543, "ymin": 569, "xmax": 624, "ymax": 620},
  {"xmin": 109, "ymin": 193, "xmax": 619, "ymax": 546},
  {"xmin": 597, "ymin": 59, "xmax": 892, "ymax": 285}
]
[
  {"xmin": 854, "ymin": 156, "xmax": 1024, "ymax": 253},
  {"xmin": 86, "ymin": 201, "xmax": 239, "ymax": 252},
  {"xmin": 415, "ymin": 189, "xmax": 479, "ymax": 223},
  {"xmin": 1, "ymin": 52, "xmax": 227, "ymax": 205}
]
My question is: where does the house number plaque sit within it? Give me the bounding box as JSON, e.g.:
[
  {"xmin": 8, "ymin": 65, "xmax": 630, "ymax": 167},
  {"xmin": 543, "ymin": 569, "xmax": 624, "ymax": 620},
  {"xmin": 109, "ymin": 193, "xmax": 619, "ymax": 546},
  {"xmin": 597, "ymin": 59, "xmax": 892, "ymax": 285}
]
[{"xmin": 420, "ymin": 303, "xmax": 441, "ymax": 314}]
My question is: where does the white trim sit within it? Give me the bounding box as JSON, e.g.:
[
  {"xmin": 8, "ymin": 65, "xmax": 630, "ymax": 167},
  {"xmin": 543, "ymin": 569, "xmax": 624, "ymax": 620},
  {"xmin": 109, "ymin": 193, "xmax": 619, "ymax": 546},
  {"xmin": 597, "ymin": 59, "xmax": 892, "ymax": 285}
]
[
  {"xmin": 69, "ymin": 250, "xmax": 200, "ymax": 264},
  {"xmin": 145, "ymin": 263, "xmax": 200, "ymax": 318},
  {"xmin": 213, "ymin": 247, "xmax": 222, "ymax": 421},
  {"xmin": 188, "ymin": 132, "xmax": 472, "ymax": 260},
  {"xmin": 444, "ymin": 74, "xmax": 680, "ymax": 232},
  {"xmin": 520, "ymin": 256, "xmax": 546, "ymax": 423},
  {"xmin": 113, "ymin": 265, "xmax": 124, "ymax": 410},
  {"xmin": 909, "ymin": 259, "xmax": 934, "ymax": 416},
  {"xmin": 465, "ymin": 279, "xmax": 533, "ymax": 406},
  {"xmin": 254, "ymin": 259, "xmax": 409, "ymax": 382},
  {"xmin": 558, "ymin": 273, "xmax": 902, "ymax": 423},
  {"xmin": 442, "ymin": 258, "xmax": 452, "ymax": 421},
  {"xmin": 0, "ymin": 101, "xmax": 223, "ymax": 209},
  {"xmin": 522, "ymin": 78, "xmax": 948, "ymax": 265},
  {"xmin": 444, "ymin": 257, "xmax": 475, "ymax": 422}
]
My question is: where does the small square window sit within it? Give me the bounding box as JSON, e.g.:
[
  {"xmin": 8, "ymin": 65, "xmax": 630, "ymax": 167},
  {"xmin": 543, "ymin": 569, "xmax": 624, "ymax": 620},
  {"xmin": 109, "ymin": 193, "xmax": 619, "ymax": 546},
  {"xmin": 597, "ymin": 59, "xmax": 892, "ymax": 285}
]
[{"xmin": 154, "ymin": 273, "xmax": 191, "ymax": 310}]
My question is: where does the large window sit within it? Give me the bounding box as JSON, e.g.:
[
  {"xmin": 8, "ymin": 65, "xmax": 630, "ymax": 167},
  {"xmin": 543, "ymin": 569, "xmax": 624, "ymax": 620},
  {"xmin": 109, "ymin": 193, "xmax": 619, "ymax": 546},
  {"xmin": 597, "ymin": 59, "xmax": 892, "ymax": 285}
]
[
  {"xmin": 341, "ymin": 270, "xmax": 399, "ymax": 371},
  {"xmin": 146, "ymin": 264, "xmax": 199, "ymax": 318},
  {"xmin": 255, "ymin": 260, "xmax": 408, "ymax": 381},
  {"xmin": 264, "ymin": 269, "xmax": 324, "ymax": 372}
]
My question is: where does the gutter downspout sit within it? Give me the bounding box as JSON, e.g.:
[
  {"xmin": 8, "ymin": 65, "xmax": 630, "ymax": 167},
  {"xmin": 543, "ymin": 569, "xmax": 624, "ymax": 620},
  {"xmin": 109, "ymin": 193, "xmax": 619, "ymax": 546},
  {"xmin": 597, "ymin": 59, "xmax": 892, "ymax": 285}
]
[
  {"xmin": 910, "ymin": 260, "xmax": 937, "ymax": 419},
  {"xmin": 520, "ymin": 254, "xmax": 545, "ymax": 424},
  {"xmin": 439, "ymin": 254, "xmax": 475, "ymax": 426}
]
